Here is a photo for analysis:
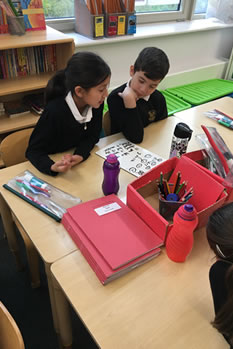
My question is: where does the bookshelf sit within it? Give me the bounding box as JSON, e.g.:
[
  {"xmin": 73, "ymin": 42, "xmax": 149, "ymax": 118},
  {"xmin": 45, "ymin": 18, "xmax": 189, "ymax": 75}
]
[{"xmin": 0, "ymin": 26, "xmax": 74, "ymax": 167}]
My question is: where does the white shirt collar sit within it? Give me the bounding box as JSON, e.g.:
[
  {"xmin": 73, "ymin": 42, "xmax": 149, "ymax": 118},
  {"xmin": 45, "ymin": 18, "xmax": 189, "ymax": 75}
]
[
  {"xmin": 65, "ymin": 91, "xmax": 93, "ymax": 123},
  {"xmin": 126, "ymin": 79, "xmax": 150, "ymax": 101}
]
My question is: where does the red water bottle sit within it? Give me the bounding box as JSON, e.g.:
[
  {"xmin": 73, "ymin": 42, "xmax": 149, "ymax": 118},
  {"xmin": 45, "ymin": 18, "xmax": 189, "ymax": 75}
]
[
  {"xmin": 166, "ymin": 204, "xmax": 198, "ymax": 262},
  {"xmin": 102, "ymin": 154, "xmax": 120, "ymax": 196}
]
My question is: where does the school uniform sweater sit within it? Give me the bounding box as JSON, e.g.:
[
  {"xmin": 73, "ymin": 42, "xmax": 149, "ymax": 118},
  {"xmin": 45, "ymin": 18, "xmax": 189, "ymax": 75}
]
[
  {"xmin": 107, "ymin": 83, "xmax": 168, "ymax": 144},
  {"xmin": 209, "ymin": 260, "xmax": 233, "ymax": 348},
  {"xmin": 26, "ymin": 97, "xmax": 103, "ymax": 176}
]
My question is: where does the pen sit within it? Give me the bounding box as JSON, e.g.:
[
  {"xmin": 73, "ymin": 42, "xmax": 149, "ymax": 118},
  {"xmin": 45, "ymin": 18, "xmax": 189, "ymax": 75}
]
[
  {"xmin": 215, "ymin": 109, "xmax": 233, "ymax": 122},
  {"xmin": 218, "ymin": 120, "xmax": 233, "ymax": 130},
  {"xmin": 29, "ymin": 184, "xmax": 50, "ymax": 196}
]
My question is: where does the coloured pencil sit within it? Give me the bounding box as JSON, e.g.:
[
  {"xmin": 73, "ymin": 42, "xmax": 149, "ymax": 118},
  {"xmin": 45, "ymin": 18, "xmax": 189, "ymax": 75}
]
[{"xmin": 173, "ymin": 171, "xmax": 181, "ymax": 193}]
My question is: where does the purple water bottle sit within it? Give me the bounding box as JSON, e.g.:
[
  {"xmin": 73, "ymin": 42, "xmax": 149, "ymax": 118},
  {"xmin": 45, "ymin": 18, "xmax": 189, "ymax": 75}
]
[{"xmin": 102, "ymin": 154, "xmax": 120, "ymax": 196}]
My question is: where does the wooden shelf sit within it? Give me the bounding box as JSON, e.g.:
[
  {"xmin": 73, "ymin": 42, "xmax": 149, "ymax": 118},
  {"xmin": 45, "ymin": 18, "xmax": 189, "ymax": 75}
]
[
  {"xmin": 0, "ymin": 112, "xmax": 39, "ymax": 134},
  {"xmin": 0, "ymin": 26, "xmax": 74, "ymax": 50},
  {"xmin": 0, "ymin": 26, "xmax": 74, "ymax": 149},
  {"xmin": 0, "ymin": 73, "xmax": 53, "ymax": 96}
]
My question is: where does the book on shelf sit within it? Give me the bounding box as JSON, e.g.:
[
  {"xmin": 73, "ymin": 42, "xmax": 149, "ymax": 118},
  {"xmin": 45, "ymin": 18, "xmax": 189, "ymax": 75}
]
[
  {"xmin": 62, "ymin": 194, "xmax": 162, "ymax": 285},
  {"xmin": 19, "ymin": 0, "xmax": 46, "ymax": 31},
  {"xmin": 23, "ymin": 92, "xmax": 45, "ymax": 115},
  {"xmin": 4, "ymin": 100, "xmax": 31, "ymax": 118},
  {"xmin": 0, "ymin": 7, "xmax": 8, "ymax": 34}
]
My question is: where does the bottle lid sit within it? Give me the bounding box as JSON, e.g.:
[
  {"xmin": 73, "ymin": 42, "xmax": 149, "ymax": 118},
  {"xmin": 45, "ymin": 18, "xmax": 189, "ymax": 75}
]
[
  {"xmin": 177, "ymin": 204, "xmax": 197, "ymax": 221},
  {"xmin": 106, "ymin": 154, "xmax": 118, "ymax": 164},
  {"xmin": 174, "ymin": 122, "xmax": 193, "ymax": 140}
]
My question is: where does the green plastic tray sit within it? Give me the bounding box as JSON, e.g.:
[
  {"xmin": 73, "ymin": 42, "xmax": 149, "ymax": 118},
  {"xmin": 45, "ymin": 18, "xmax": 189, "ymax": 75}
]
[
  {"xmin": 161, "ymin": 90, "xmax": 192, "ymax": 116},
  {"xmin": 166, "ymin": 79, "xmax": 233, "ymax": 105}
]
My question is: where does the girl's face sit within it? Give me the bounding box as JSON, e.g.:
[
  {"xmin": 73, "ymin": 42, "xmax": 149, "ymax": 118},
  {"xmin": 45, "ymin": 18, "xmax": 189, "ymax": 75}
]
[{"xmin": 78, "ymin": 76, "xmax": 111, "ymax": 109}]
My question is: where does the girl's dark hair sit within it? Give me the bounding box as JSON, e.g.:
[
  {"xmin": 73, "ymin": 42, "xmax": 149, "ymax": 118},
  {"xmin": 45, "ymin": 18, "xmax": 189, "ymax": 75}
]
[
  {"xmin": 134, "ymin": 47, "xmax": 170, "ymax": 81},
  {"xmin": 206, "ymin": 202, "xmax": 233, "ymax": 344},
  {"xmin": 45, "ymin": 51, "xmax": 111, "ymax": 104}
]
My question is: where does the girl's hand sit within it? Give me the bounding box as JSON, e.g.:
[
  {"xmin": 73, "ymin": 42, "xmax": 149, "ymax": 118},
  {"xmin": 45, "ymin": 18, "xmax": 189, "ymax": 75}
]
[
  {"xmin": 51, "ymin": 154, "xmax": 83, "ymax": 173},
  {"xmin": 69, "ymin": 154, "xmax": 83, "ymax": 167},
  {"xmin": 51, "ymin": 159, "xmax": 72, "ymax": 173},
  {"xmin": 118, "ymin": 86, "xmax": 137, "ymax": 108}
]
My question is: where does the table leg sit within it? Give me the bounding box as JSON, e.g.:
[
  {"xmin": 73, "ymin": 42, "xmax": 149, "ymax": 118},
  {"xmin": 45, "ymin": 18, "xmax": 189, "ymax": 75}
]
[
  {"xmin": 52, "ymin": 273, "xmax": 73, "ymax": 349},
  {"xmin": 45, "ymin": 262, "xmax": 59, "ymax": 333},
  {"xmin": 0, "ymin": 193, "xmax": 23, "ymax": 270}
]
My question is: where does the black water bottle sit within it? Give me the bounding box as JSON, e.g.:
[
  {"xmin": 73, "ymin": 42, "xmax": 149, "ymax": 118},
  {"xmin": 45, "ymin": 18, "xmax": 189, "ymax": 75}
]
[{"xmin": 169, "ymin": 122, "xmax": 193, "ymax": 158}]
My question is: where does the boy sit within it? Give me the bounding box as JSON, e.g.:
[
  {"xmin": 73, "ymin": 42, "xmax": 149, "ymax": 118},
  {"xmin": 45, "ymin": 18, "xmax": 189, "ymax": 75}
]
[{"xmin": 107, "ymin": 47, "xmax": 170, "ymax": 143}]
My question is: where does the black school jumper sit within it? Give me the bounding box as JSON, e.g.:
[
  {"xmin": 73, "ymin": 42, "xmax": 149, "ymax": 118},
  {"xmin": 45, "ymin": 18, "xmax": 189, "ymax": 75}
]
[
  {"xmin": 107, "ymin": 83, "xmax": 168, "ymax": 144},
  {"xmin": 26, "ymin": 97, "xmax": 103, "ymax": 176}
]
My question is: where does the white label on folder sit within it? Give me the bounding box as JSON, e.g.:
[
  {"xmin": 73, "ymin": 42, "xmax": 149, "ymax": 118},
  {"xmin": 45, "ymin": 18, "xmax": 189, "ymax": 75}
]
[{"xmin": 95, "ymin": 202, "xmax": 121, "ymax": 216}]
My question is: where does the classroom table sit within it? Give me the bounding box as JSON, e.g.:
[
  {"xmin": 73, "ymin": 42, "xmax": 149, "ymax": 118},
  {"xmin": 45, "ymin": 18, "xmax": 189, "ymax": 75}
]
[
  {"xmin": 51, "ymin": 228, "xmax": 228, "ymax": 349},
  {"xmin": 0, "ymin": 115, "xmax": 200, "ymax": 348},
  {"xmin": 174, "ymin": 96, "xmax": 233, "ymax": 146},
  {"xmin": 50, "ymin": 98, "xmax": 233, "ymax": 349}
]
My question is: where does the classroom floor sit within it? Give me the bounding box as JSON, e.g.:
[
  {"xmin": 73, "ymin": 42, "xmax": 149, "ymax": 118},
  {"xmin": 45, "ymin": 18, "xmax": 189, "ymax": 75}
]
[{"xmin": 0, "ymin": 217, "xmax": 98, "ymax": 349}]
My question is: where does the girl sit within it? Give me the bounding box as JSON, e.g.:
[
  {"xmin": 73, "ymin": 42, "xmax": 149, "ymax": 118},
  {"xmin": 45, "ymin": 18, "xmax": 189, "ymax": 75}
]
[
  {"xmin": 26, "ymin": 51, "xmax": 111, "ymax": 176},
  {"xmin": 206, "ymin": 202, "xmax": 233, "ymax": 348}
]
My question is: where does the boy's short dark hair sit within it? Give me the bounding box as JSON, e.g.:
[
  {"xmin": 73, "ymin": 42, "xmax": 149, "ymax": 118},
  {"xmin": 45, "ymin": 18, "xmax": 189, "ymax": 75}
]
[{"xmin": 134, "ymin": 47, "xmax": 170, "ymax": 81}]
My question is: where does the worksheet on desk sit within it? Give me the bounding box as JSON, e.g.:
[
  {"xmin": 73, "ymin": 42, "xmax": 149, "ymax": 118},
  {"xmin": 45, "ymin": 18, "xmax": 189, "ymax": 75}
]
[{"xmin": 96, "ymin": 138, "xmax": 165, "ymax": 177}]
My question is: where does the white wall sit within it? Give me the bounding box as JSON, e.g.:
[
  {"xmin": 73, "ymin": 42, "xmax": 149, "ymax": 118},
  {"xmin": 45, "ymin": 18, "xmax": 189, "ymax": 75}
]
[{"xmin": 73, "ymin": 25, "xmax": 233, "ymax": 90}]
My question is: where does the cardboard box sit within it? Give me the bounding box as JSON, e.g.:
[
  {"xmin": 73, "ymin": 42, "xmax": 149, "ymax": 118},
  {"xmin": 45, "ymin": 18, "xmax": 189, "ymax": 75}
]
[
  {"xmin": 74, "ymin": 0, "xmax": 104, "ymax": 39},
  {"xmin": 127, "ymin": 156, "xmax": 228, "ymax": 243},
  {"xmin": 183, "ymin": 150, "xmax": 233, "ymax": 203}
]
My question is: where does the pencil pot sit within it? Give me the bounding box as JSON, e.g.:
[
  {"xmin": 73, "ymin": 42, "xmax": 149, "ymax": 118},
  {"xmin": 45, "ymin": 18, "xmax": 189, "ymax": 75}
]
[
  {"xmin": 165, "ymin": 204, "xmax": 198, "ymax": 263},
  {"xmin": 159, "ymin": 194, "xmax": 184, "ymax": 220},
  {"xmin": 7, "ymin": 16, "xmax": 25, "ymax": 36}
]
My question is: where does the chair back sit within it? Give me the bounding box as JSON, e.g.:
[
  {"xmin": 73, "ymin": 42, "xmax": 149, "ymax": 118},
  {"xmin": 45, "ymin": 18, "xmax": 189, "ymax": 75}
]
[
  {"xmin": 0, "ymin": 301, "xmax": 25, "ymax": 349},
  {"xmin": 0, "ymin": 128, "xmax": 33, "ymax": 167},
  {"xmin": 103, "ymin": 111, "xmax": 111, "ymax": 136}
]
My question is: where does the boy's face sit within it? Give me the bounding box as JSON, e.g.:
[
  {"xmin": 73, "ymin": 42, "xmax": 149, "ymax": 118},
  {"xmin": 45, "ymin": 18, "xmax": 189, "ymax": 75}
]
[{"xmin": 129, "ymin": 65, "xmax": 161, "ymax": 99}]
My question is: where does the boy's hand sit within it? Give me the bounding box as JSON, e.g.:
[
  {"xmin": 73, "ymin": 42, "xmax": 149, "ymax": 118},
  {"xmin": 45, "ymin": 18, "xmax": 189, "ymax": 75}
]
[
  {"xmin": 118, "ymin": 86, "xmax": 137, "ymax": 109},
  {"xmin": 51, "ymin": 154, "xmax": 83, "ymax": 173}
]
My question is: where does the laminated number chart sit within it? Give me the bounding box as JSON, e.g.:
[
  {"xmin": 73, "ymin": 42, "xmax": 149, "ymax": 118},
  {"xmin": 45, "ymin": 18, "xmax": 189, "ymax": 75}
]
[{"xmin": 96, "ymin": 138, "xmax": 165, "ymax": 177}]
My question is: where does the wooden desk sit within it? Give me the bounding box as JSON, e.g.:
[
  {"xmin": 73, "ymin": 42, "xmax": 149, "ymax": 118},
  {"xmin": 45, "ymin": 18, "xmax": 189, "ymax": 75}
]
[
  {"xmin": 174, "ymin": 97, "xmax": 233, "ymax": 146},
  {"xmin": 50, "ymin": 104, "xmax": 233, "ymax": 349},
  {"xmin": 0, "ymin": 116, "xmax": 200, "ymax": 348},
  {"xmin": 51, "ymin": 229, "xmax": 228, "ymax": 349}
]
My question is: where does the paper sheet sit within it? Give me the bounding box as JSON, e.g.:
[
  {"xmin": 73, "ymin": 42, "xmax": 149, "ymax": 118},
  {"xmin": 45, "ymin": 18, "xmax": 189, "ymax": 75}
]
[{"xmin": 96, "ymin": 138, "xmax": 165, "ymax": 177}]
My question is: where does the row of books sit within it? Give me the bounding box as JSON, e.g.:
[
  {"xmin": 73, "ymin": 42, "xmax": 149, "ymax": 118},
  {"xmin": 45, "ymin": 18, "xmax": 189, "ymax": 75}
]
[
  {"xmin": 4, "ymin": 93, "xmax": 45, "ymax": 118},
  {"xmin": 75, "ymin": 0, "xmax": 136, "ymax": 39},
  {"xmin": 0, "ymin": 45, "xmax": 57, "ymax": 79}
]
